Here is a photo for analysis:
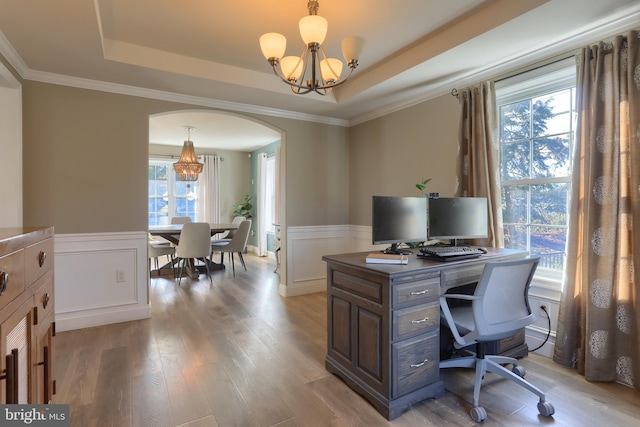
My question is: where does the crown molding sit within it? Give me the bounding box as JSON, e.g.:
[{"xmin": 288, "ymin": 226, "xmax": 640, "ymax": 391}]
[
  {"xmin": 2, "ymin": 4, "xmax": 638, "ymax": 128},
  {"xmin": 348, "ymin": 3, "xmax": 640, "ymax": 126},
  {"xmin": 22, "ymin": 69, "xmax": 350, "ymax": 127}
]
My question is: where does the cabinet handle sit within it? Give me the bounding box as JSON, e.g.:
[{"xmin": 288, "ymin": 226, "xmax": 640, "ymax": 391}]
[
  {"xmin": 410, "ymin": 358, "xmax": 429, "ymax": 368},
  {"xmin": 42, "ymin": 293, "xmax": 50, "ymax": 309},
  {"xmin": 411, "ymin": 317, "xmax": 429, "ymax": 324},
  {"xmin": 39, "ymin": 251, "xmax": 47, "ymax": 268},
  {"xmin": 0, "ymin": 271, "xmax": 8, "ymax": 296},
  {"xmin": 410, "ymin": 290, "xmax": 428, "ymax": 296},
  {"xmin": 38, "ymin": 346, "xmax": 50, "ymax": 402},
  {"xmin": 1, "ymin": 349, "xmax": 19, "ymax": 403}
]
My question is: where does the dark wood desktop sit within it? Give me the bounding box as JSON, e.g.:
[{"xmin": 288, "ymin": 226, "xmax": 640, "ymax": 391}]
[{"xmin": 322, "ymin": 247, "xmax": 528, "ymax": 420}]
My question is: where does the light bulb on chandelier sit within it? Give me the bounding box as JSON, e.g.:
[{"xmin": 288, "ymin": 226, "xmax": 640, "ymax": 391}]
[{"xmin": 259, "ymin": 1, "xmax": 363, "ymax": 95}]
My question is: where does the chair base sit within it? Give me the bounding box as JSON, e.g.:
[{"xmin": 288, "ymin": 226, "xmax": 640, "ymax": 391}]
[{"xmin": 440, "ymin": 342, "xmax": 554, "ymax": 422}]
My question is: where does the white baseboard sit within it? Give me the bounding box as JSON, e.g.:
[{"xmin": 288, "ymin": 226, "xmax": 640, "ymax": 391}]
[{"xmin": 56, "ymin": 305, "xmax": 151, "ymax": 332}]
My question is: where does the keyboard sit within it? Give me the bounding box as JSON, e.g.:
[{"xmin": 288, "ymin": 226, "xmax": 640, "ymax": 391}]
[{"xmin": 419, "ymin": 245, "xmax": 484, "ymax": 261}]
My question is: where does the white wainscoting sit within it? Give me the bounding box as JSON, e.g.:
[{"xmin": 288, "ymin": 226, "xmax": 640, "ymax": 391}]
[
  {"xmin": 54, "ymin": 231, "xmax": 150, "ymax": 332},
  {"xmin": 281, "ymin": 225, "xmax": 382, "ymax": 297}
]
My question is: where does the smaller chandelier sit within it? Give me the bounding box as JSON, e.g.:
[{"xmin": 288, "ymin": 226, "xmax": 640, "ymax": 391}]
[
  {"xmin": 259, "ymin": 0, "xmax": 363, "ymax": 95},
  {"xmin": 173, "ymin": 126, "xmax": 203, "ymax": 182}
]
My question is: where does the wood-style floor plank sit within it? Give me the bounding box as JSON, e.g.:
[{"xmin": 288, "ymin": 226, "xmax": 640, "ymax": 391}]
[{"xmin": 54, "ymin": 254, "xmax": 640, "ymax": 426}]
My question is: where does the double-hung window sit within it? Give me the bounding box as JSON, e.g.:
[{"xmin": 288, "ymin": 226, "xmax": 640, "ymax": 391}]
[
  {"xmin": 496, "ymin": 59, "xmax": 577, "ymax": 282},
  {"xmin": 148, "ymin": 159, "xmax": 199, "ymax": 226}
]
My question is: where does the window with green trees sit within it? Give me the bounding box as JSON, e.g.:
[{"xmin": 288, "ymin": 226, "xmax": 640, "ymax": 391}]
[{"xmin": 497, "ymin": 61, "xmax": 576, "ymax": 275}]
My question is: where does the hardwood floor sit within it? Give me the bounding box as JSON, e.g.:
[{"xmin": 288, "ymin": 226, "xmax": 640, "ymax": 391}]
[{"xmin": 55, "ymin": 254, "xmax": 640, "ymax": 426}]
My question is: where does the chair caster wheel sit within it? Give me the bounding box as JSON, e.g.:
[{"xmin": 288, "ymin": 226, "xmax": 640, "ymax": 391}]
[
  {"xmin": 538, "ymin": 401, "xmax": 555, "ymax": 417},
  {"xmin": 470, "ymin": 406, "xmax": 487, "ymax": 422},
  {"xmin": 512, "ymin": 365, "xmax": 526, "ymax": 377}
]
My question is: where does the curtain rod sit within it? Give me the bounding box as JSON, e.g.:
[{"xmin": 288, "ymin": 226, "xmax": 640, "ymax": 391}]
[
  {"xmin": 150, "ymin": 154, "xmax": 225, "ymax": 161},
  {"xmin": 450, "ymin": 53, "xmax": 577, "ymax": 98}
]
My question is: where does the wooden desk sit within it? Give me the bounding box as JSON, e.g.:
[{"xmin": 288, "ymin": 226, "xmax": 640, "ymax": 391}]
[
  {"xmin": 322, "ymin": 248, "xmax": 527, "ymax": 420},
  {"xmin": 149, "ymin": 223, "xmax": 237, "ymax": 277}
]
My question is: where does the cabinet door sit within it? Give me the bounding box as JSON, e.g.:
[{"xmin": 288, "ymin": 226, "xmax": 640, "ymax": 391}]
[
  {"xmin": 0, "ymin": 298, "xmax": 34, "ymax": 403},
  {"xmin": 35, "ymin": 318, "xmax": 54, "ymax": 404}
]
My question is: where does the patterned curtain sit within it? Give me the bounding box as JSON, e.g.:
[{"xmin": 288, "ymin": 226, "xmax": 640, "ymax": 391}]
[
  {"xmin": 553, "ymin": 31, "xmax": 640, "ymax": 389},
  {"xmin": 456, "ymin": 81, "xmax": 504, "ymax": 248}
]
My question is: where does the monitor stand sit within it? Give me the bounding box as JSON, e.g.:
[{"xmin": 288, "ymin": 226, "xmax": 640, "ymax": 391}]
[{"xmin": 383, "ymin": 243, "xmax": 412, "ymax": 255}]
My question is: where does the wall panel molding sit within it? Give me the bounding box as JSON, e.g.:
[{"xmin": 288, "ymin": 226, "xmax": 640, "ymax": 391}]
[{"xmin": 54, "ymin": 231, "xmax": 149, "ymax": 331}]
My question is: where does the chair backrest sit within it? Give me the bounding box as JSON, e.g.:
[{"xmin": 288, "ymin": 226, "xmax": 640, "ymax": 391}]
[
  {"xmin": 176, "ymin": 222, "xmax": 211, "ymax": 258},
  {"xmin": 224, "ymin": 216, "xmax": 246, "ymax": 239},
  {"xmin": 171, "ymin": 216, "xmax": 192, "ymax": 224},
  {"xmin": 472, "ymin": 256, "xmax": 540, "ymax": 342},
  {"xmin": 221, "ymin": 220, "xmax": 252, "ymax": 252}
]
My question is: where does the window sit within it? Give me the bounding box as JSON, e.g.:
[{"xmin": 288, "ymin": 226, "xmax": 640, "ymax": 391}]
[
  {"xmin": 496, "ymin": 59, "xmax": 576, "ymax": 277},
  {"xmin": 148, "ymin": 159, "xmax": 199, "ymax": 226}
]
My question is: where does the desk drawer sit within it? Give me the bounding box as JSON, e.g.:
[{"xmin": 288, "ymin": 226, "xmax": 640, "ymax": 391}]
[
  {"xmin": 393, "ymin": 277, "xmax": 439, "ymax": 309},
  {"xmin": 25, "ymin": 237, "xmax": 54, "ymax": 286},
  {"xmin": 0, "ymin": 249, "xmax": 26, "ymax": 310},
  {"xmin": 393, "ymin": 331, "xmax": 439, "ymax": 397},
  {"xmin": 441, "ymin": 264, "xmax": 484, "ymax": 290},
  {"xmin": 33, "ymin": 272, "xmax": 54, "ymax": 326},
  {"xmin": 393, "ymin": 301, "xmax": 439, "ymax": 341}
]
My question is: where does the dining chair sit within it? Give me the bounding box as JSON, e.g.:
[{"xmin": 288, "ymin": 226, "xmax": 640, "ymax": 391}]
[
  {"xmin": 148, "ymin": 235, "xmax": 175, "ymax": 277},
  {"xmin": 170, "ymin": 216, "xmax": 192, "ymax": 224},
  {"xmin": 211, "ymin": 216, "xmax": 245, "ymax": 244},
  {"xmin": 210, "ymin": 219, "xmax": 251, "ymax": 277},
  {"xmin": 175, "ymin": 222, "xmax": 213, "ymax": 284},
  {"xmin": 439, "ymin": 256, "xmax": 555, "ymax": 422}
]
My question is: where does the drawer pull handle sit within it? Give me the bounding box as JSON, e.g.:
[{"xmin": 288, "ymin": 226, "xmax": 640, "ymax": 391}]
[
  {"xmin": 410, "ymin": 290, "xmax": 428, "ymax": 295},
  {"xmin": 411, "ymin": 317, "xmax": 429, "ymax": 324},
  {"xmin": 410, "ymin": 359, "xmax": 429, "ymax": 368},
  {"xmin": 42, "ymin": 293, "xmax": 50, "ymax": 309},
  {"xmin": 0, "ymin": 271, "xmax": 8, "ymax": 296},
  {"xmin": 39, "ymin": 251, "xmax": 47, "ymax": 267}
]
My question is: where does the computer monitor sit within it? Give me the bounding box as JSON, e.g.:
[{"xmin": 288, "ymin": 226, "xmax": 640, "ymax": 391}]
[
  {"xmin": 372, "ymin": 196, "xmax": 428, "ymax": 254},
  {"xmin": 427, "ymin": 197, "xmax": 488, "ymax": 246}
]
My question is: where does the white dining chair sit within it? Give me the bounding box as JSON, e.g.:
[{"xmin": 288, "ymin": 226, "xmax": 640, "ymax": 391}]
[
  {"xmin": 211, "ymin": 219, "xmax": 251, "ymax": 277},
  {"xmin": 148, "ymin": 235, "xmax": 175, "ymax": 277},
  {"xmin": 211, "ymin": 216, "xmax": 245, "ymax": 244},
  {"xmin": 175, "ymin": 222, "xmax": 213, "ymax": 284},
  {"xmin": 170, "ymin": 216, "xmax": 192, "ymax": 224}
]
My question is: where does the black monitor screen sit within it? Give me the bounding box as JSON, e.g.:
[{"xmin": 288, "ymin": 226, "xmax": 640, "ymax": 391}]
[
  {"xmin": 428, "ymin": 197, "xmax": 488, "ymax": 243},
  {"xmin": 372, "ymin": 196, "xmax": 427, "ymax": 253}
]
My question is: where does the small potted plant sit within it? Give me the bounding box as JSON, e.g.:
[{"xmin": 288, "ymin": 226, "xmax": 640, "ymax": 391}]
[{"xmin": 233, "ymin": 194, "xmax": 253, "ymax": 219}]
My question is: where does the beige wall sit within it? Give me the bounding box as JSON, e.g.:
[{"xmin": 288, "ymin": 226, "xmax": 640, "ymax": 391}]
[
  {"xmin": 348, "ymin": 94, "xmax": 461, "ymax": 226},
  {"xmin": 21, "ymin": 81, "xmax": 350, "ymax": 233}
]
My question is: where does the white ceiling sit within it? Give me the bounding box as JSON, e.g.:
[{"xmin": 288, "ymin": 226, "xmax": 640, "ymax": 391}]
[{"xmin": 1, "ymin": 0, "xmax": 639, "ymax": 150}]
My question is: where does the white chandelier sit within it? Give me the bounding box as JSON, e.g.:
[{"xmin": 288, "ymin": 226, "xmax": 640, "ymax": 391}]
[{"xmin": 259, "ymin": 1, "xmax": 363, "ymax": 95}]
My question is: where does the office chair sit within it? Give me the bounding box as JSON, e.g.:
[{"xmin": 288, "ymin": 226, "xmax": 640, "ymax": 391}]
[{"xmin": 439, "ymin": 256, "xmax": 555, "ymax": 422}]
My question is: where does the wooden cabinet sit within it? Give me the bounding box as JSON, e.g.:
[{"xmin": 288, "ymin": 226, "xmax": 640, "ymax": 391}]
[
  {"xmin": 0, "ymin": 227, "xmax": 55, "ymax": 404},
  {"xmin": 323, "ymin": 248, "xmax": 526, "ymax": 420}
]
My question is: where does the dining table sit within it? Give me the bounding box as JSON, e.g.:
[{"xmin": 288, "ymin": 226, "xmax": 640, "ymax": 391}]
[{"xmin": 149, "ymin": 222, "xmax": 238, "ymax": 278}]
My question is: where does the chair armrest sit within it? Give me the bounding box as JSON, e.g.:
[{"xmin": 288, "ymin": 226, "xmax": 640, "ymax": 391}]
[{"xmin": 440, "ymin": 293, "xmax": 478, "ymax": 301}]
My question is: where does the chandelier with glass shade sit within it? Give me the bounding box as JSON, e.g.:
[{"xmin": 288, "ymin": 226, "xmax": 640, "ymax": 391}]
[
  {"xmin": 259, "ymin": 1, "xmax": 364, "ymax": 95},
  {"xmin": 173, "ymin": 126, "xmax": 203, "ymax": 182}
]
